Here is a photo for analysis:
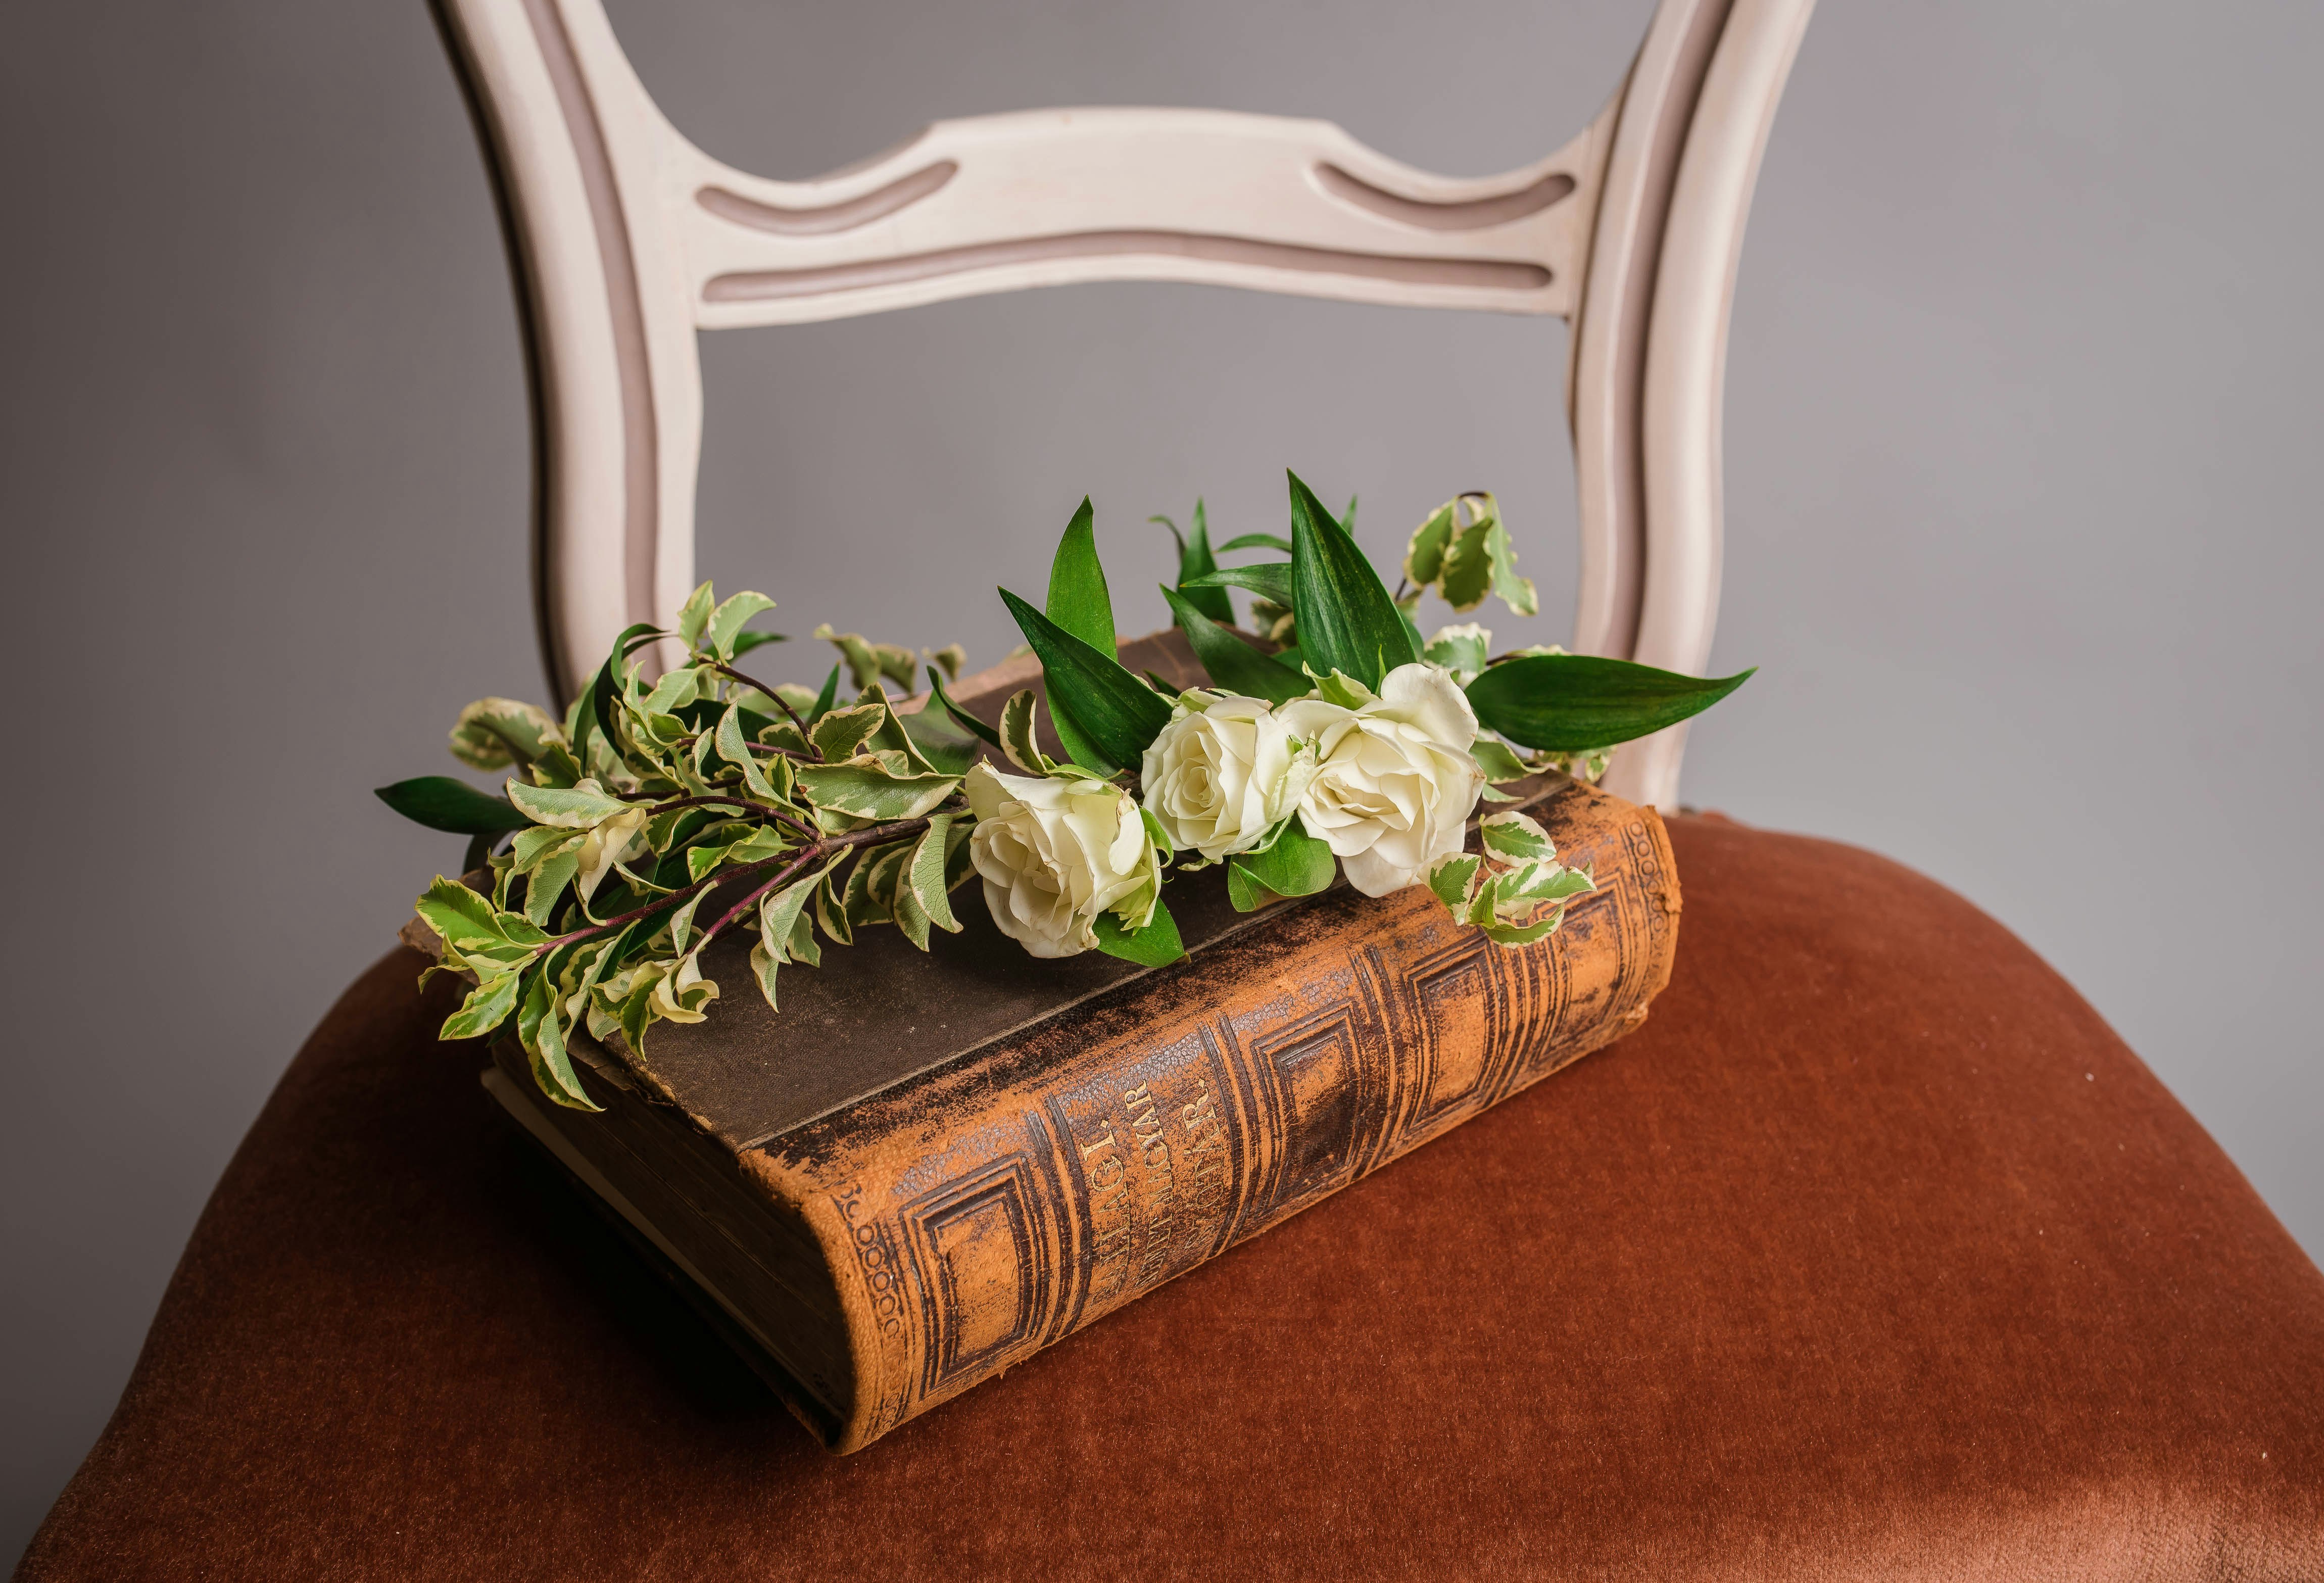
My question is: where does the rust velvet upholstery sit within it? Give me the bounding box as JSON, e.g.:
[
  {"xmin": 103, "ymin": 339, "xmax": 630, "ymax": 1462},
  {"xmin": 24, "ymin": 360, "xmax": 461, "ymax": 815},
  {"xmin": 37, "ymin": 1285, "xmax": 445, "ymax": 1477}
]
[{"xmin": 20, "ymin": 818, "xmax": 2324, "ymax": 1580}]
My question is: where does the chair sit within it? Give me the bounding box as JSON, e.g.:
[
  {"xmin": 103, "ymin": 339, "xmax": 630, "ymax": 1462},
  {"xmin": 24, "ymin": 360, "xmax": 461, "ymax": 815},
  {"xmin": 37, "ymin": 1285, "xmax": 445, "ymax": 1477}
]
[
  {"xmin": 20, "ymin": 1, "xmax": 2322, "ymax": 1577},
  {"xmin": 424, "ymin": 0, "xmax": 1812, "ymax": 813}
]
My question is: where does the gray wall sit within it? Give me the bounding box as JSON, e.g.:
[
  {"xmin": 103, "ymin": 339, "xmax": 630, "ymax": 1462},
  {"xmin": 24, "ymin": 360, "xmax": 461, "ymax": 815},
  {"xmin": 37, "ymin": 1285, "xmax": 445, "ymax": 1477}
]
[{"xmin": 4, "ymin": 0, "xmax": 2317, "ymax": 1559}]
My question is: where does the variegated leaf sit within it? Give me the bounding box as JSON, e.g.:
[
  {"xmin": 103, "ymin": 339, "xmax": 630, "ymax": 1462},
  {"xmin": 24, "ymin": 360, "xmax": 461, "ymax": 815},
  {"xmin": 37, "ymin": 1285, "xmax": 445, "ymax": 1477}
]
[
  {"xmin": 675, "ymin": 580, "xmax": 716, "ymax": 651},
  {"xmin": 999, "ymin": 689, "xmax": 1047, "ymax": 774},
  {"xmin": 1479, "ymin": 810, "xmax": 1557, "ymax": 864},
  {"xmin": 449, "ymin": 697, "xmax": 565, "ymax": 772},
  {"xmin": 505, "ymin": 779, "xmax": 633, "ymax": 830},
  {"xmin": 793, "ymin": 760, "xmax": 962, "ymax": 821},
  {"xmin": 708, "ymin": 590, "xmax": 778, "ymax": 660},
  {"xmin": 905, "ymin": 813, "xmax": 962, "ymax": 936},
  {"xmin": 810, "ymin": 702, "xmax": 887, "ymax": 762},
  {"xmin": 441, "ymin": 969, "xmax": 521, "ymax": 1041}
]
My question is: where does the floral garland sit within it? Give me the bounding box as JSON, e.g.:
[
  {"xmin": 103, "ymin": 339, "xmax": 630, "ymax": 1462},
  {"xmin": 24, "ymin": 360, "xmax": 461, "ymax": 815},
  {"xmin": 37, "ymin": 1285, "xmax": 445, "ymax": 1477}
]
[{"xmin": 381, "ymin": 473, "xmax": 1749, "ymax": 1110}]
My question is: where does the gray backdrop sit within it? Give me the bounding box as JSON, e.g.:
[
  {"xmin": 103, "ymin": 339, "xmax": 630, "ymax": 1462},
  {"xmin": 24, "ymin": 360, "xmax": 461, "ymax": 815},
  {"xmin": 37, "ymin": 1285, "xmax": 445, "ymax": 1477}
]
[{"xmin": 5, "ymin": 0, "xmax": 2317, "ymax": 1559}]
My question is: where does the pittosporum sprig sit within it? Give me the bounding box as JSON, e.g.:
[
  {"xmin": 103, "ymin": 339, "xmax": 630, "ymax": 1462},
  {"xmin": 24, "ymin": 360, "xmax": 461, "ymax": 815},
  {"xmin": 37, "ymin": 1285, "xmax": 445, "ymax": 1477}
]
[{"xmin": 382, "ymin": 470, "xmax": 1751, "ymax": 1109}]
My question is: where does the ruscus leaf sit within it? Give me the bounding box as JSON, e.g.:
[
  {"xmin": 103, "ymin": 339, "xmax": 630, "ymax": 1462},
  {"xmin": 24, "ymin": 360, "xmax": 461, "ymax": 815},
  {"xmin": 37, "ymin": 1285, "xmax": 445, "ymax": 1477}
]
[
  {"xmin": 1045, "ymin": 497, "xmax": 1117, "ymax": 658},
  {"xmin": 376, "ymin": 777, "xmax": 531, "ymax": 836},
  {"xmin": 926, "ymin": 666, "xmax": 1004, "ymax": 750},
  {"xmin": 1182, "ymin": 562, "xmax": 1292, "ymax": 609},
  {"xmin": 1465, "ymin": 654, "xmax": 1755, "ymax": 750},
  {"xmin": 1159, "ymin": 586, "xmax": 1309, "ymax": 705},
  {"xmin": 1287, "ymin": 470, "xmax": 1415, "ymax": 690},
  {"xmin": 998, "ymin": 589, "xmax": 1171, "ymax": 767}
]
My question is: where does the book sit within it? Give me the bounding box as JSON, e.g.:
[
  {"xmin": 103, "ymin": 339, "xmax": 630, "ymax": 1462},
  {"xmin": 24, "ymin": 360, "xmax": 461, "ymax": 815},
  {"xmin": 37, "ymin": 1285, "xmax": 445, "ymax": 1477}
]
[{"xmin": 437, "ymin": 632, "xmax": 1683, "ymax": 1452}]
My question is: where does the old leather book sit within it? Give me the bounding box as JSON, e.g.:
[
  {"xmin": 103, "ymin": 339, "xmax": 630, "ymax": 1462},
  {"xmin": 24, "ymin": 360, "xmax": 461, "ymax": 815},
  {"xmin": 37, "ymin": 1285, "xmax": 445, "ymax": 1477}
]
[{"xmin": 450, "ymin": 633, "xmax": 1683, "ymax": 1452}]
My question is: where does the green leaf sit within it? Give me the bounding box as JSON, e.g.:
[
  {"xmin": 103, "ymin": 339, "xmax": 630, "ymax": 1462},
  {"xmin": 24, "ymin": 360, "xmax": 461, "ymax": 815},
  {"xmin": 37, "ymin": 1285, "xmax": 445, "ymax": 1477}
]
[
  {"xmin": 1470, "ymin": 736, "xmax": 1532, "ymax": 783},
  {"xmin": 448, "ymin": 698, "xmax": 565, "ymax": 772},
  {"xmin": 441, "ymin": 968, "xmax": 522, "ymax": 1042},
  {"xmin": 1424, "ymin": 624, "xmax": 1493, "ymax": 681},
  {"xmin": 1229, "ymin": 820, "xmax": 1336, "ymax": 900},
  {"xmin": 1480, "ymin": 914, "xmax": 1566, "ymax": 948},
  {"xmin": 675, "ymin": 582, "xmax": 715, "ymax": 651},
  {"xmin": 1481, "ymin": 501, "xmax": 1537, "ymax": 616},
  {"xmin": 926, "ymin": 666, "xmax": 1004, "ymax": 750},
  {"xmin": 793, "ymin": 666, "xmax": 833, "ymax": 728},
  {"xmin": 731, "ymin": 629, "xmax": 788, "ymax": 657},
  {"xmin": 665, "ymin": 885, "xmax": 709, "ymax": 955},
  {"xmin": 811, "ymin": 702, "xmax": 888, "ymax": 762},
  {"xmin": 707, "ymin": 591, "xmax": 779, "ymax": 661},
  {"xmin": 1218, "ymin": 532, "xmax": 1293, "ymax": 555},
  {"xmin": 505, "ymin": 779, "xmax": 634, "ymax": 829},
  {"xmin": 845, "ymin": 843, "xmax": 911, "ymax": 928},
  {"xmin": 1500, "ymin": 861, "xmax": 1596, "ymax": 907},
  {"xmin": 1225, "ymin": 861, "xmax": 1279, "ymax": 913},
  {"xmin": 528, "ymin": 985, "xmax": 601, "ymax": 1111},
  {"xmin": 813, "ymin": 870, "xmax": 852, "ymax": 945},
  {"xmin": 1287, "ymin": 470, "xmax": 1416, "ymax": 690},
  {"xmin": 713, "ymin": 705, "xmax": 781, "ymax": 800},
  {"xmin": 1404, "ymin": 502, "xmax": 1457, "ymax": 587},
  {"xmin": 1045, "ymin": 692, "xmax": 1119, "ymax": 779},
  {"xmin": 1438, "ymin": 518, "xmax": 1494, "ymax": 610},
  {"xmin": 573, "ymin": 621, "xmax": 664, "ymax": 765},
  {"xmin": 1159, "ymin": 586, "xmax": 1309, "ymax": 705},
  {"xmin": 998, "ymin": 589, "xmax": 1172, "ymax": 768},
  {"xmin": 756, "ymin": 859, "xmax": 836, "ymax": 969},
  {"xmin": 1428, "ymin": 853, "xmax": 1482, "ymax": 913},
  {"xmin": 999, "ymin": 689, "xmax": 1047, "ymax": 774},
  {"xmin": 748, "ymin": 937, "xmax": 783, "ymax": 1012},
  {"xmin": 1465, "ymin": 654, "xmax": 1754, "ymax": 750},
  {"xmin": 1183, "ymin": 561, "xmax": 1292, "ymax": 608},
  {"xmin": 1094, "ymin": 897, "xmax": 1185, "ymax": 966},
  {"xmin": 511, "ymin": 824, "xmax": 577, "ymax": 874},
  {"xmin": 787, "ymin": 896, "xmax": 821, "ymax": 965},
  {"xmin": 812, "ymin": 627, "xmax": 886, "ymax": 694},
  {"xmin": 523, "ymin": 844, "xmax": 581, "ymax": 926},
  {"xmin": 415, "ymin": 876, "xmax": 512, "ymax": 951},
  {"xmin": 906, "ymin": 813, "xmax": 962, "ymax": 935},
  {"xmin": 793, "ymin": 761, "xmax": 962, "ymax": 821},
  {"xmin": 1479, "ymin": 810, "xmax": 1557, "ymax": 864},
  {"xmin": 376, "ymin": 776, "xmax": 532, "ymax": 836},
  {"xmin": 898, "ymin": 700, "xmax": 979, "ymax": 776},
  {"xmin": 1045, "ymin": 497, "xmax": 1117, "ymax": 658},
  {"xmin": 1155, "ymin": 501, "xmax": 1233, "ymax": 626}
]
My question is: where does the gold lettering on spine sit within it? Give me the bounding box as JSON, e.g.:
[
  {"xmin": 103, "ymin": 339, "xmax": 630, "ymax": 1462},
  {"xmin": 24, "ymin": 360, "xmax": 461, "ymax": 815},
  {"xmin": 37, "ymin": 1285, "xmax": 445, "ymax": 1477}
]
[
  {"xmin": 1075, "ymin": 1120, "xmax": 1135, "ymax": 1300},
  {"xmin": 1178, "ymin": 1072, "xmax": 1231, "ymax": 1254},
  {"xmin": 1122, "ymin": 1082, "xmax": 1178, "ymax": 1280}
]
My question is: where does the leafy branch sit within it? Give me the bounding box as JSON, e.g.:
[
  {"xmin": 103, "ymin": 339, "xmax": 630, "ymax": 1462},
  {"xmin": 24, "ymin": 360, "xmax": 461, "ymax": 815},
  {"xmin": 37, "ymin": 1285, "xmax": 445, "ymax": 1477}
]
[{"xmin": 383, "ymin": 470, "xmax": 1753, "ymax": 1113}]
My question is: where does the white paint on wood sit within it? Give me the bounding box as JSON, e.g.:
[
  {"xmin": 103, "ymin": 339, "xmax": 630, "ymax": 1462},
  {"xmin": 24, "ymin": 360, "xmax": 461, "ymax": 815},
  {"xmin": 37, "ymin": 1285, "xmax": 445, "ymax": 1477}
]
[{"xmin": 1605, "ymin": 0, "xmax": 1817, "ymax": 810}]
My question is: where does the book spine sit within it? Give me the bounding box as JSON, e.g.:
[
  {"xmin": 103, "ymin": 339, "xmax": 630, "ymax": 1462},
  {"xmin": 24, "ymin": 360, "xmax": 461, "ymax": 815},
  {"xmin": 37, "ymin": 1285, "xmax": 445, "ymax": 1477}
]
[{"xmin": 749, "ymin": 781, "xmax": 1680, "ymax": 1452}]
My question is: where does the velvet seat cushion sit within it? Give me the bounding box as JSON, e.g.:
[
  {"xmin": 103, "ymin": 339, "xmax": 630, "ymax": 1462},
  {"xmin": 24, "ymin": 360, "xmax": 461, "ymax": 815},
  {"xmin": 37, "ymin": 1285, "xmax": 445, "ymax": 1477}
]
[{"xmin": 19, "ymin": 817, "xmax": 2324, "ymax": 1581}]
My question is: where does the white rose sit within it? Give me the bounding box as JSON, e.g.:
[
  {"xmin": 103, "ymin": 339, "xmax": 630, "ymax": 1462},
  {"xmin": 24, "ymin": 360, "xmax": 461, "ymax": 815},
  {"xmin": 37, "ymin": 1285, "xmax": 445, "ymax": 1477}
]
[
  {"xmin": 966, "ymin": 762, "xmax": 1160, "ymax": 958},
  {"xmin": 1139, "ymin": 693, "xmax": 1311, "ymax": 862},
  {"xmin": 1278, "ymin": 663, "xmax": 1485, "ymax": 897}
]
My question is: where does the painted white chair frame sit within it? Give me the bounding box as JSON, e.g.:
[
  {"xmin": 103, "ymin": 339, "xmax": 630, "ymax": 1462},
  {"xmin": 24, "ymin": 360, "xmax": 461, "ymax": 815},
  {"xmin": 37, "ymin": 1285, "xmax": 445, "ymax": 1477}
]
[{"xmin": 430, "ymin": 0, "xmax": 1813, "ymax": 810}]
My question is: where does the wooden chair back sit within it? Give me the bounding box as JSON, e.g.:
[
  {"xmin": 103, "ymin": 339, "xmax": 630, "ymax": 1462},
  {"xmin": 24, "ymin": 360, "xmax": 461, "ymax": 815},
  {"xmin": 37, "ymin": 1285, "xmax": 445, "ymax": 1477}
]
[{"xmin": 430, "ymin": 0, "xmax": 1814, "ymax": 808}]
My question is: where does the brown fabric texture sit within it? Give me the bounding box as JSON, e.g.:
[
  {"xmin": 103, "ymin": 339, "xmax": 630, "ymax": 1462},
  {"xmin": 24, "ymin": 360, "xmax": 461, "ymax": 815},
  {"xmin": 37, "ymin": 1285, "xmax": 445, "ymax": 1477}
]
[{"xmin": 20, "ymin": 819, "xmax": 2324, "ymax": 1581}]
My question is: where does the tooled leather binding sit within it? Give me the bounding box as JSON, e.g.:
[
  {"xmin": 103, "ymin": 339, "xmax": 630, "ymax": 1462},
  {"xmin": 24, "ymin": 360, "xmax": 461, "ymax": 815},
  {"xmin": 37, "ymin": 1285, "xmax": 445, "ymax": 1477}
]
[{"xmin": 469, "ymin": 632, "xmax": 1683, "ymax": 1452}]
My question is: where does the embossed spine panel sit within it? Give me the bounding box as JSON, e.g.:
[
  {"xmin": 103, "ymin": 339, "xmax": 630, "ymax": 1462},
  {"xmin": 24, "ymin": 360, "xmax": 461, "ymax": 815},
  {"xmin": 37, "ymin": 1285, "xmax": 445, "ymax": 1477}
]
[{"xmin": 750, "ymin": 781, "xmax": 1679, "ymax": 1452}]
